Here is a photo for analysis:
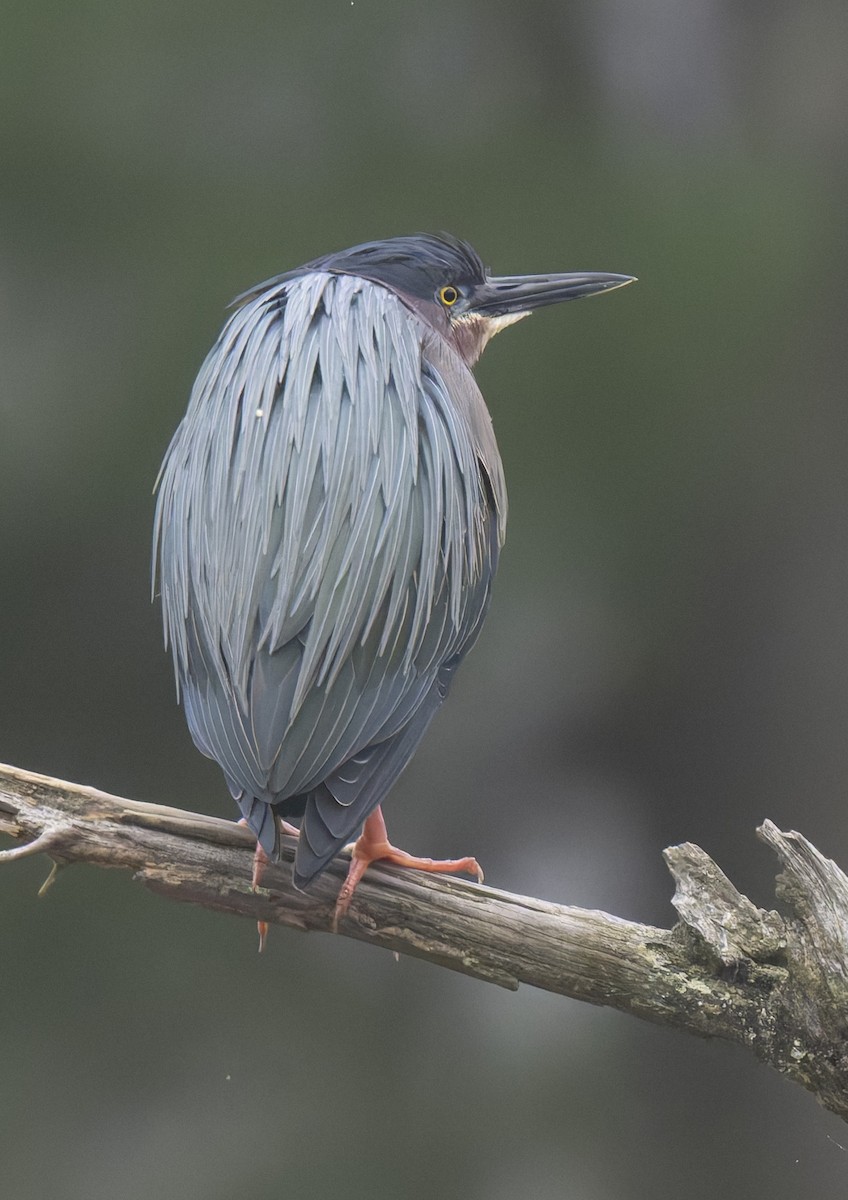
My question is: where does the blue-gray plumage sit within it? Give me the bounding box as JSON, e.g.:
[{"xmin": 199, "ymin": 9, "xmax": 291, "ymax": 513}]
[{"xmin": 153, "ymin": 234, "xmax": 633, "ymax": 915}]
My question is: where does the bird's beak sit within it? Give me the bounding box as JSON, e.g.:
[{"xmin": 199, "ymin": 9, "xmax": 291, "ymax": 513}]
[{"xmin": 469, "ymin": 271, "xmax": 636, "ymax": 317}]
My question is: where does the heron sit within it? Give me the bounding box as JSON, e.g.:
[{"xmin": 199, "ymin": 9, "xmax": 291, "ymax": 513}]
[{"xmin": 153, "ymin": 234, "xmax": 633, "ymax": 930}]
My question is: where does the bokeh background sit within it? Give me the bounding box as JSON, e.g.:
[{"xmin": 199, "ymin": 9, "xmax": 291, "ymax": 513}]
[{"xmin": 3, "ymin": 2, "xmax": 848, "ymax": 1197}]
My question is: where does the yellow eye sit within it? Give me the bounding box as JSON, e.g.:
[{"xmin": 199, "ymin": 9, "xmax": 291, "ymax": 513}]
[{"xmin": 438, "ymin": 285, "xmax": 459, "ymax": 307}]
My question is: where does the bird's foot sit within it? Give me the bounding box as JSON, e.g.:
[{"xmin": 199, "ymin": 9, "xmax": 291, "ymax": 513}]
[
  {"xmin": 333, "ymin": 806, "xmax": 483, "ymax": 929},
  {"xmin": 237, "ymin": 817, "xmax": 300, "ymax": 952}
]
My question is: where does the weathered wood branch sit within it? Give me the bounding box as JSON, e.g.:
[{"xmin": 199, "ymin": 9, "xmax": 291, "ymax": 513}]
[{"xmin": 1, "ymin": 761, "xmax": 846, "ymax": 1118}]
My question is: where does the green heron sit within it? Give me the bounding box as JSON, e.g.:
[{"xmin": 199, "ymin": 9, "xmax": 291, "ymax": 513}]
[{"xmin": 153, "ymin": 234, "xmax": 633, "ymax": 928}]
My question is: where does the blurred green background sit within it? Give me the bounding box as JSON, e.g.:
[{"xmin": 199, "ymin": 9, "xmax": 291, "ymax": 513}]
[{"xmin": 2, "ymin": 2, "xmax": 848, "ymax": 1197}]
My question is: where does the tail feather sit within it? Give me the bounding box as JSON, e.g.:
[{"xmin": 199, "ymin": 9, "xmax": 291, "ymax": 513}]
[
  {"xmin": 235, "ymin": 791, "xmax": 281, "ymax": 860},
  {"xmin": 292, "ymin": 674, "xmax": 449, "ymax": 889}
]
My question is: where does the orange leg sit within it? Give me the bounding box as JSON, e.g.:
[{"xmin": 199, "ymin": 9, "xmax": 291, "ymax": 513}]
[
  {"xmin": 237, "ymin": 816, "xmax": 299, "ymax": 952},
  {"xmin": 334, "ymin": 805, "xmax": 483, "ymax": 927}
]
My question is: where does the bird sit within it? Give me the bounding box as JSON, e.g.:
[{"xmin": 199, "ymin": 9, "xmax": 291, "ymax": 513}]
[{"xmin": 153, "ymin": 233, "xmax": 633, "ymax": 929}]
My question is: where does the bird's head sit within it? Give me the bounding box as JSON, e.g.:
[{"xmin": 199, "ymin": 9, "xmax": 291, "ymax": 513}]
[{"xmin": 311, "ymin": 233, "xmax": 635, "ymax": 367}]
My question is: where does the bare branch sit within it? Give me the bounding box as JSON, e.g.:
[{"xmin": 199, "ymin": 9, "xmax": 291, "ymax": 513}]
[{"xmin": 1, "ymin": 761, "xmax": 846, "ymax": 1119}]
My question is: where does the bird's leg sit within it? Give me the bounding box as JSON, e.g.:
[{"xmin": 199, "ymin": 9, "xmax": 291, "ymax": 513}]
[
  {"xmin": 253, "ymin": 846, "xmax": 271, "ymax": 955},
  {"xmin": 237, "ymin": 817, "xmax": 299, "ymax": 952},
  {"xmin": 334, "ymin": 805, "xmax": 483, "ymax": 926}
]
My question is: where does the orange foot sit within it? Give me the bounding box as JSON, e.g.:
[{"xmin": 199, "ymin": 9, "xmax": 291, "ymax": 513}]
[
  {"xmin": 333, "ymin": 805, "xmax": 483, "ymax": 928},
  {"xmin": 238, "ymin": 815, "xmax": 299, "ymax": 952}
]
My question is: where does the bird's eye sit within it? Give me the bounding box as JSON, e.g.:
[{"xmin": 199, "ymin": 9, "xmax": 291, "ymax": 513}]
[{"xmin": 438, "ymin": 285, "xmax": 459, "ymax": 307}]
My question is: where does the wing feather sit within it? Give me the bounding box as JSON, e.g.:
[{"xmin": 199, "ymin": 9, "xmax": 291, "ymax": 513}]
[{"xmin": 153, "ymin": 269, "xmax": 506, "ymax": 873}]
